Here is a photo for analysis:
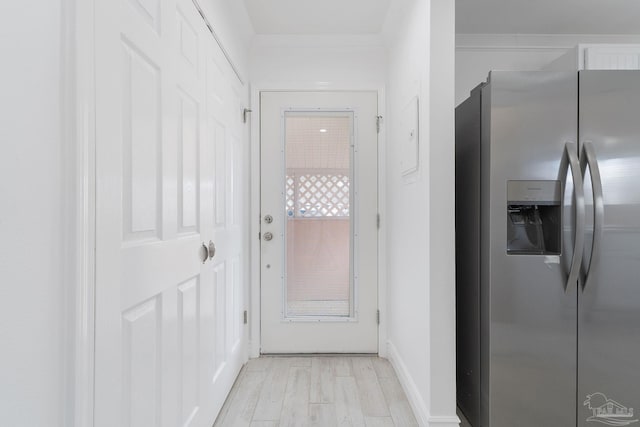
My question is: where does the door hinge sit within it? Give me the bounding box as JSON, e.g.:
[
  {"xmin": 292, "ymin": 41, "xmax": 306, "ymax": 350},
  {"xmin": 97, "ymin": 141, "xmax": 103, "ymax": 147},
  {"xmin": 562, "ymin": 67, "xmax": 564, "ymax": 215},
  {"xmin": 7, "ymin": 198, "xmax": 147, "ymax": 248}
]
[
  {"xmin": 243, "ymin": 310, "xmax": 248, "ymax": 324},
  {"xmin": 377, "ymin": 309, "xmax": 380, "ymax": 325},
  {"xmin": 258, "ymin": 232, "xmax": 261, "ymax": 240},
  {"xmin": 376, "ymin": 115, "xmax": 383, "ymax": 134},
  {"xmin": 243, "ymin": 108, "xmax": 252, "ymax": 123},
  {"xmin": 376, "ymin": 213, "xmax": 381, "ymax": 229}
]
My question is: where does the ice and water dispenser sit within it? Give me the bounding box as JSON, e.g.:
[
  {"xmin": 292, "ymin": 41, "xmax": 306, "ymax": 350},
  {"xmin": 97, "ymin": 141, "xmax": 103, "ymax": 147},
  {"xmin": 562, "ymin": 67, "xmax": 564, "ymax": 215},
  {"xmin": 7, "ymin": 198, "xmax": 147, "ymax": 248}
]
[{"xmin": 507, "ymin": 180, "xmax": 561, "ymax": 255}]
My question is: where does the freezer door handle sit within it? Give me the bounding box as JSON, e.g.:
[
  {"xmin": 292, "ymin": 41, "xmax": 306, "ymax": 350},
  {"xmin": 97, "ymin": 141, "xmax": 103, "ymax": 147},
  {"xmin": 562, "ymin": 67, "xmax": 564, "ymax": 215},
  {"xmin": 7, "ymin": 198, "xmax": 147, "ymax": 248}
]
[
  {"xmin": 561, "ymin": 142, "xmax": 585, "ymax": 290},
  {"xmin": 580, "ymin": 141, "xmax": 604, "ymax": 290}
]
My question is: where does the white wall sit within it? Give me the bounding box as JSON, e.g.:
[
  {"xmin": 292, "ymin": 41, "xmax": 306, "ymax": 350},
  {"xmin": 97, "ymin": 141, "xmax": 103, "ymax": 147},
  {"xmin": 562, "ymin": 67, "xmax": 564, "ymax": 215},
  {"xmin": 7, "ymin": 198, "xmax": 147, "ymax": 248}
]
[
  {"xmin": 250, "ymin": 35, "xmax": 387, "ymax": 88},
  {"xmin": 201, "ymin": 0, "xmax": 254, "ymax": 81},
  {"xmin": 0, "ymin": 1, "xmax": 65, "ymax": 426},
  {"xmin": 456, "ymin": 34, "xmax": 640, "ymax": 105},
  {"xmin": 383, "ymin": 0, "xmax": 431, "ymax": 421},
  {"xmin": 427, "ymin": 1, "xmax": 457, "ymax": 424},
  {"xmin": 383, "ymin": 0, "xmax": 457, "ymax": 425}
]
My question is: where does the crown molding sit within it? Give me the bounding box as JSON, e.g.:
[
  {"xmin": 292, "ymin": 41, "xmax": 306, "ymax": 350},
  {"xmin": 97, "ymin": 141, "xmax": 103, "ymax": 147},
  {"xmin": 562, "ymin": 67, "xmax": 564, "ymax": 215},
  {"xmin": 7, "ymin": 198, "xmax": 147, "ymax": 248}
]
[{"xmin": 456, "ymin": 33, "xmax": 640, "ymax": 52}]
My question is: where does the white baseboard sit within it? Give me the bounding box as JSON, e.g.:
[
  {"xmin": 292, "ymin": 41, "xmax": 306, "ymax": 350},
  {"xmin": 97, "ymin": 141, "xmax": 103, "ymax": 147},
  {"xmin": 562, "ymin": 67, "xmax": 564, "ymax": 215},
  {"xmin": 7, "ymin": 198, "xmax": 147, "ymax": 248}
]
[
  {"xmin": 386, "ymin": 340, "xmax": 430, "ymax": 425},
  {"xmin": 428, "ymin": 415, "xmax": 462, "ymax": 427},
  {"xmin": 386, "ymin": 340, "xmax": 460, "ymax": 427}
]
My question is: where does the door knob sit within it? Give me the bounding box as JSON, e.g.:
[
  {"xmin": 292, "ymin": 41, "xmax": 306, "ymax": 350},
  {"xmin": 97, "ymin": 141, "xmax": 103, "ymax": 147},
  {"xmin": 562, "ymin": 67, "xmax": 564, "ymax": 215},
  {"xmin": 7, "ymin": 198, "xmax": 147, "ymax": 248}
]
[
  {"xmin": 199, "ymin": 242, "xmax": 209, "ymax": 264},
  {"xmin": 264, "ymin": 215, "xmax": 273, "ymax": 224},
  {"xmin": 208, "ymin": 240, "xmax": 216, "ymax": 260},
  {"xmin": 263, "ymin": 232, "xmax": 273, "ymax": 241}
]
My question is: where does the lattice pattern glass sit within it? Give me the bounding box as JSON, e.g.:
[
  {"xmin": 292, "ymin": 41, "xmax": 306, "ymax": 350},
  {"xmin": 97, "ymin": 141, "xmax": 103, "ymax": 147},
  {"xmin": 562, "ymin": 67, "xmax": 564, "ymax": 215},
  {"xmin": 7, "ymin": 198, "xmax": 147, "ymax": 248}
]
[
  {"xmin": 284, "ymin": 114, "xmax": 353, "ymax": 317},
  {"xmin": 286, "ymin": 173, "xmax": 350, "ymax": 218}
]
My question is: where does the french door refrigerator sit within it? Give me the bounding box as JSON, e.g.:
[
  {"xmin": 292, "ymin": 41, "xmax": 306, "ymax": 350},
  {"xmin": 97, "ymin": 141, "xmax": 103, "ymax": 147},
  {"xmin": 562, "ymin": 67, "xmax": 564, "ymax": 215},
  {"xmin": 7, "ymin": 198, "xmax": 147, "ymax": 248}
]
[{"xmin": 455, "ymin": 70, "xmax": 640, "ymax": 427}]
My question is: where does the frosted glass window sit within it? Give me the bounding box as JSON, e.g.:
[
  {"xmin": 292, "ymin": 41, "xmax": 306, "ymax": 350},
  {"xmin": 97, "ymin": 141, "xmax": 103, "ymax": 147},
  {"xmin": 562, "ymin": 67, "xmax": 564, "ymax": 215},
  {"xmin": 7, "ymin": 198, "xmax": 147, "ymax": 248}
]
[{"xmin": 283, "ymin": 114, "xmax": 354, "ymax": 317}]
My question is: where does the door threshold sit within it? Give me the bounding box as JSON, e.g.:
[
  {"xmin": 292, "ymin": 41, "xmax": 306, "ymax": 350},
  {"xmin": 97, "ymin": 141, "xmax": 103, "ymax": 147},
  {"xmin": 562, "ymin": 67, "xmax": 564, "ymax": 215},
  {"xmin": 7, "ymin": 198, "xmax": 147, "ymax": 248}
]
[{"xmin": 258, "ymin": 353, "xmax": 378, "ymax": 357}]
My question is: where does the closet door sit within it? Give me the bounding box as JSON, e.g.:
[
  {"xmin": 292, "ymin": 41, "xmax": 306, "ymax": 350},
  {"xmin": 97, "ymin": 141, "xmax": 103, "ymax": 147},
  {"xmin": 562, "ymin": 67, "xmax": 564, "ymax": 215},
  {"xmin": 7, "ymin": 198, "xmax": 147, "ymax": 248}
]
[{"xmin": 94, "ymin": 0, "xmax": 246, "ymax": 425}]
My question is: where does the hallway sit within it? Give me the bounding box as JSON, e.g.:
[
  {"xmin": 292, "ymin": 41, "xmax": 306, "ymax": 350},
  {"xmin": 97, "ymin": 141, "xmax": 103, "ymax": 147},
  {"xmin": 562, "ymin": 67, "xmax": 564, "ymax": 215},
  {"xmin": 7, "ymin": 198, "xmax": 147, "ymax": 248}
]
[
  {"xmin": 7, "ymin": 0, "xmax": 640, "ymax": 425},
  {"xmin": 214, "ymin": 356, "xmax": 418, "ymax": 426},
  {"xmin": 2, "ymin": 0, "xmax": 457, "ymax": 425}
]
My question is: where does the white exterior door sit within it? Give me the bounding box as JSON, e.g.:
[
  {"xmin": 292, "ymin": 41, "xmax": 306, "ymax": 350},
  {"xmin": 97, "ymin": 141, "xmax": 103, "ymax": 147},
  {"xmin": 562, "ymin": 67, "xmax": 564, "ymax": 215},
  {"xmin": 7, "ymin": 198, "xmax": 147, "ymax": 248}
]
[
  {"xmin": 94, "ymin": 0, "xmax": 246, "ymax": 426},
  {"xmin": 260, "ymin": 91, "xmax": 379, "ymax": 353}
]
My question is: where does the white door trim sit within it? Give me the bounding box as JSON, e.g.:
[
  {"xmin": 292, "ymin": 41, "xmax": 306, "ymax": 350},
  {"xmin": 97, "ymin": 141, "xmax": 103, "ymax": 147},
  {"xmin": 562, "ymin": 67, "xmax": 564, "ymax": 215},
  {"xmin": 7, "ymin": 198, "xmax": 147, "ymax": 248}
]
[
  {"xmin": 65, "ymin": 0, "xmax": 97, "ymax": 425},
  {"xmin": 249, "ymin": 83, "xmax": 387, "ymax": 358}
]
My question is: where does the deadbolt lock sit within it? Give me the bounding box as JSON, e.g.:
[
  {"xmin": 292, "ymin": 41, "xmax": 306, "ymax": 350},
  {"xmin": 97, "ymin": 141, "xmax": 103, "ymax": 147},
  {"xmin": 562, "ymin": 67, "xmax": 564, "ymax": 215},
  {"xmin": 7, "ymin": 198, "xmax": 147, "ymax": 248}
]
[{"xmin": 264, "ymin": 215, "xmax": 273, "ymax": 224}]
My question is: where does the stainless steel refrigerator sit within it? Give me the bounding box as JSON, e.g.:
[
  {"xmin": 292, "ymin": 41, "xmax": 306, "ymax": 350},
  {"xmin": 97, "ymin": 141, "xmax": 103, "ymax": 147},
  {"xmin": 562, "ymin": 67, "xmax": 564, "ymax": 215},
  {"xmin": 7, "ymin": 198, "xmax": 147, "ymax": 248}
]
[{"xmin": 455, "ymin": 70, "xmax": 640, "ymax": 427}]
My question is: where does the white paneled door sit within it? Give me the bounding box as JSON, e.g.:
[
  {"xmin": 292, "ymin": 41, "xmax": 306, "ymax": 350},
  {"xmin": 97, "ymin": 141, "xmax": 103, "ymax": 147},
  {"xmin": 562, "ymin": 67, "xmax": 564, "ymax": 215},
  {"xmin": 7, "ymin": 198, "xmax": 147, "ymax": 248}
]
[
  {"xmin": 260, "ymin": 91, "xmax": 379, "ymax": 353},
  {"xmin": 94, "ymin": 0, "xmax": 246, "ymax": 426}
]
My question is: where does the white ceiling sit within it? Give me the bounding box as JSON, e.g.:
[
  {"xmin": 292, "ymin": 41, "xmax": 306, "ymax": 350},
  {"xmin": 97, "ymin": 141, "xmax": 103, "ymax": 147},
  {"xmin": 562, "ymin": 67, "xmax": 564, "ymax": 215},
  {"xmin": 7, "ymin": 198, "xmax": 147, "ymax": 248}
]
[
  {"xmin": 243, "ymin": 0, "xmax": 391, "ymax": 34},
  {"xmin": 457, "ymin": 0, "xmax": 640, "ymax": 34}
]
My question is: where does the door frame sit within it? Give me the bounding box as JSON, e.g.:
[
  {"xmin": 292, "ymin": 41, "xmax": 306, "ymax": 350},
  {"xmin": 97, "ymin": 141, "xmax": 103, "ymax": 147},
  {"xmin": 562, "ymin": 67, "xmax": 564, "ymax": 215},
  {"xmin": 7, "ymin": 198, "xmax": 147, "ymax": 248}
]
[
  {"xmin": 67, "ymin": 0, "xmax": 97, "ymax": 425},
  {"xmin": 249, "ymin": 84, "xmax": 387, "ymax": 358}
]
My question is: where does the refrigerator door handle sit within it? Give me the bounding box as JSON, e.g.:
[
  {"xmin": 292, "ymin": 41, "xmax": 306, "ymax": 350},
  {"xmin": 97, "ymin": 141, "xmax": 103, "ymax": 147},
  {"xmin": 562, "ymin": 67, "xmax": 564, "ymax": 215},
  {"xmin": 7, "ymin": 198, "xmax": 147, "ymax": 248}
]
[
  {"xmin": 580, "ymin": 141, "xmax": 604, "ymax": 290},
  {"xmin": 561, "ymin": 142, "xmax": 585, "ymax": 290}
]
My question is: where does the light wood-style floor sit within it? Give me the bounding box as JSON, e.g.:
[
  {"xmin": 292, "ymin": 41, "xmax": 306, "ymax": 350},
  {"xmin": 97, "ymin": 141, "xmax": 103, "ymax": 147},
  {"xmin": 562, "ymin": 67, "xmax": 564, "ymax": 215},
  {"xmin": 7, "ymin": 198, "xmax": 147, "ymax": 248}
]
[{"xmin": 214, "ymin": 356, "xmax": 419, "ymax": 426}]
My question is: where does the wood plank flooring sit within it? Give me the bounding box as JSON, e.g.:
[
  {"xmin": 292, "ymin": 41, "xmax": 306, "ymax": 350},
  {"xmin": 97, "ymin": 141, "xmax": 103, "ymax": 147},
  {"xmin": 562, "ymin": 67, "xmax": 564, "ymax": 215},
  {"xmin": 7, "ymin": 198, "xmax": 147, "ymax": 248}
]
[{"xmin": 214, "ymin": 356, "xmax": 418, "ymax": 427}]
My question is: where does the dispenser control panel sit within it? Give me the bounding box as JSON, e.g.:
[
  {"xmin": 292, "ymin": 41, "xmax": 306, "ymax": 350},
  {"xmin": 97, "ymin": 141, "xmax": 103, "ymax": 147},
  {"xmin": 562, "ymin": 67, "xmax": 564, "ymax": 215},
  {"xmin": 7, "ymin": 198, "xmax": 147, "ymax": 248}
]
[
  {"xmin": 507, "ymin": 180, "xmax": 561, "ymax": 255},
  {"xmin": 507, "ymin": 180, "xmax": 562, "ymax": 205}
]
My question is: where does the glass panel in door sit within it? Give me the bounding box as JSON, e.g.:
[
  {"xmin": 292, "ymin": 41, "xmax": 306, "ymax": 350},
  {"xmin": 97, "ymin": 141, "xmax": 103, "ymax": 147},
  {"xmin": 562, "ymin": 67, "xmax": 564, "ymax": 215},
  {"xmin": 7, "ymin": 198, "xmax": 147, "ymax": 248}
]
[{"xmin": 284, "ymin": 113, "xmax": 353, "ymax": 317}]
